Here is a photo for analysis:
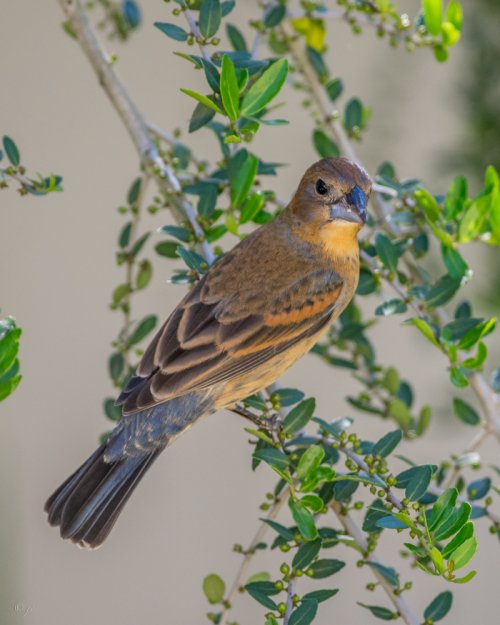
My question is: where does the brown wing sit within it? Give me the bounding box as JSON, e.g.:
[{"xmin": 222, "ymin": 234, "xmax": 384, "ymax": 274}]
[{"xmin": 118, "ymin": 220, "xmax": 344, "ymax": 415}]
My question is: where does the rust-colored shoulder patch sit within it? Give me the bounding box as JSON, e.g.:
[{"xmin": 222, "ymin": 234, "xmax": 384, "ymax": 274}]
[{"xmin": 264, "ymin": 285, "xmax": 341, "ymax": 327}]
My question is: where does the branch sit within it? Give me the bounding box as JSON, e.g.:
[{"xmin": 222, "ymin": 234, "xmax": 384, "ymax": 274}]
[
  {"xmin": 181, "ymin": 2, "xmax": 211, "ymax": 62},
  {"xmin": 220, "ymin": 489, "xmax": 289, "ymax": 625},
  {"xmin": 331, "ymin": 502, "xmax": 421, "ymax": 625},
  {"xmin": 283, "ymin": 577, "xmax": 296, "ymax": 625},
  {"xmin": 58, "ymin": 0, "xmax": 214, "ymax": 263}
]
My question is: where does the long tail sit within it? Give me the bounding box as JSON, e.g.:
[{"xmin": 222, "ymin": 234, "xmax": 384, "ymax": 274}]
[{"xmin": 44, "ymin": 444, "xmax": 160, "ymax": 549}]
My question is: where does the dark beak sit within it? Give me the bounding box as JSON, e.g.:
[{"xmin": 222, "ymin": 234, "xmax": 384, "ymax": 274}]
[{"xmin": 329, "ymin": 185, "xmax": 367, "ymax": 225}]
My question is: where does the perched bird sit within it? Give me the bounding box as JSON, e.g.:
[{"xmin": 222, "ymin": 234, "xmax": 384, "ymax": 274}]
[{"xmin": 45, "ymin": 157, "xmax": 371, "ymax": 548}]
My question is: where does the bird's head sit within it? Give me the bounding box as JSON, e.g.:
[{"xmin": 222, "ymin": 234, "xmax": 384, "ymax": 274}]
[{"xmin": 287, "ymin": 157, "xmax": 372, "ymax": 232}]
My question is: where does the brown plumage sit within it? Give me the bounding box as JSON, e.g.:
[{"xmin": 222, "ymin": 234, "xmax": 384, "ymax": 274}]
[{"xmin": 45, "ymin": 157, "xmax": 372, "ymax": 548}]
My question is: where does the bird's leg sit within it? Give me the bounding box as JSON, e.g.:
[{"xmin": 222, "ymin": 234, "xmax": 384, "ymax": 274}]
[{"xmin": 231, "ymin": 404, "xmax": 279, "ymax": 432}]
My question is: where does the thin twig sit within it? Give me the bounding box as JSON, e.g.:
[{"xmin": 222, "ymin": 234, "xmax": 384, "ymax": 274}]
[
  {"xmin": 283, "ymin": 577, "xmax": 296, "ymax": 625},
  {"xmin": 220, "ymin": 489, "xmax": 289, "ymax": 625},
  {"xmin": 181, "ymin": 2, "xmax": 211, "ymax": 62},
  {"xmin": 331, "ymin": 502, "xmax": 421, "ymax": 625},
  {"xmin": 58, "ymin": 0, "xmax": 214, "ymax": 263}
]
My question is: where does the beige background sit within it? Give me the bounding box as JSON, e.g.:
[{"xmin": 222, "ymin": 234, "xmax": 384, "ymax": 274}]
[{"xmin": 1, "ymin": 1, "xmax": 498, "ymax": 624}]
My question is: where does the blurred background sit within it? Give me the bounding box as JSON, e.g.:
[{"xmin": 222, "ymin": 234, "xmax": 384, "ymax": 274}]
[{"xmin": 1, "ymin": 1, "xmax": 499, "ymax": 624}]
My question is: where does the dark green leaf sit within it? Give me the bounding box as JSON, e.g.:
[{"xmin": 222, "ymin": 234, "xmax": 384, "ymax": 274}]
[
  {"xmin": 230, "ymin": 151, "xmax": 258, "ymax": 207},
  {"xmin": 301, "ymin": 589, "xmax": 338, "ymax": 603},
  {"xmin": 376, "ymin": 515, "xmax": 408, "ymax": 530},
  {"xmin": 292, "ymin": 537, "xmax": 322, "ymax": 570},
  {"xmin": 118, "ymin": 221, "xmax": 132, "ymax": 249},
  {"xmin": 425, "ymin": 275, "xmax": 462, "ymax": 308},
  {"xmin": 2, "ymin": 136, "xmax": 20, "ymax": 167},
  {"xmin": 375, "ymin": 233, "xmax": 399, "ymax": 272},
  {"xmin": 442, "ymin": 245, "xmax": 468, "ymax": 279},
  {"xmin": 261, "ymin": 518, "xmax": 294, "ymax": 541},
  {"xmin": 467, "ymin": 477, "xmax": 491, "ymax": 500},
  {"xmin": 221, "ymin": 0, "xmax": 235, "ymax": 17},
  {"xmin": 240, "ymin": 59, "xmax": 288, "ymax": 118},
  {"xmin": 199, "ymin": 0, "xmax": 222, "ymax": 38},
  {"xmin": 325, "ymin": 78, "xmax": 343, "ymax": 101},
  {"xmin": 365, "ymin": 562, "xmax": 399, "ymax": 588},
  {"xmin": 424, "ymin": 591, "xmax": 452, "ymax": 622},
  {"xmin": 358, "ymin": 603, "xmax": 395, "ymax": 620},
  {"xmin": 127, "ymin": 177, "xmax": 142, "ymax": 205},
  {"xmin": 396, "ymin": 465, "xmax": 433, "ymax": 501},
  {"xmin": 344, "ymin": 98, "xmax": 363, "ymax": 130},
  {"xmin": 244, "ymin": 581, "xmax": 280, "ymax": 609},
  {"xmin": 457, "ymin": 317, "xmax": 496, "ymax": 351},
  {"xmin": 332, "ymin": 478, "xmax": 358, "ymax": 502},
  {"xmin": 273, "ymin": 388, "xmax": 305, "ymax": 407},
  {"xmin": 372, "ymin": 430, "xmax": 403, "ymax": 458},
  {"xmin": 130, "ymin": 232, "xmax": 150, "ymax": 258},
  {"xmin": 306, "ymin": 47, "xmax": 328, "ymax": 80},
  {"xmin": 177, "ymin": 247, "xmax": 208, "ymax": 273},
  {"xmin": 288, "ymin": 600, "xmax": 318, "ymax": 625},
  {"xmin": 308, "ymin": 559, "xmax": 345, "ymax": 578},
  {"xmin": 129, "ymin": 315, "xmax": 157, "ymax": 345},
  {"xmin": 108, "ymin": 353, "xmax": 124, "ymax": 383},
  {"xmin": 312, "ymin": 129, "xmax": 340, "ymax": 158},
  {"xmin": 104, "ymin": 397, "xmax": 121, "ymax": 421},
  {"xmin": 357, "ymin": 268, "xmax": 377, "ymax": 295},
  {"xmin": 375, "ymin": 299, "xmax": 407, "ymax": 316},
  {"xmin": 452, "ymin": 398, "xmax": 480, "ymax": 425},
  {"xmin": 264, "ymin": 4, "xmax": 286, "ymax": 28},
  {"xmin": 203, "ymin": 573, "xmax": 225, "ymax": 604},
  {"xmin": 189, "ymin": 101, "xmax": 216, "ymax": 132},
  {"xmin": 283, "ymin": 397, "xmax": 316, "ymax": 433},
  {"xmin": 441, "ymin": 318, "xmax": 483, "ymax": 343},
  {"xmin": 289, "ymin": 500, "xmax": 318, "ymax": 541},
  {"xmin": 362, "ymin": 500, "xmax": 387, "ymax": 533},
  {"xmin": 154, "ymin": 22, "xmax": 188, "ymax": 41},
  {"xmin": 226, "ymin": 23, "xmax": 247, "ymax": 51},
  {"xmin": 197, "ymin": 184, "xmax": 218, "ymax": 217},
  {"xmin": 253, "ymin": 447, "xmax": 289, "ymax": 472}
]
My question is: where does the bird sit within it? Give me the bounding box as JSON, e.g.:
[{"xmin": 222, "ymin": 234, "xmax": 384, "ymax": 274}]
[{"xmin": 45, "ymin": 156, "xmax": 371, "ymax": 548}]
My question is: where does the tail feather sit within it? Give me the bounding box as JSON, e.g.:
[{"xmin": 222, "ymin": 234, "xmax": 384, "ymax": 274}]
[{"xmin": 45, "ymin": 444, "xmax": 159, "ymax": 549}]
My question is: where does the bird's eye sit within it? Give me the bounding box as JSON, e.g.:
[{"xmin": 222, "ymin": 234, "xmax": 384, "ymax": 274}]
[{"xmin": 315, "ymin": 179, "xmax": 328, "ymax": 195}]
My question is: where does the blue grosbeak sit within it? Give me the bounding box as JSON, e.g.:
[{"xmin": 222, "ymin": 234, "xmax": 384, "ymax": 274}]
[{"xmin": 45, "ymin": 157, "xmax": 371, "ymax": 548}]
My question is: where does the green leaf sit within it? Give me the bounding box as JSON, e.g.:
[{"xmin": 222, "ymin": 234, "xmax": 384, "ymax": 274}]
[
  {"xmin": 428, "ymin": 488, "xmax": 458, "ymax": 531},
  {"xmin": 220, "ymin": 55, "xmax": 239, "ymax": 122},
  {"xmin": 423, "ymin": 0, "xmax": 443, "ymax": 35},
  {"xmin": 312, "ymin": 129, "xmax": 340, "ymax": 158},
  {"xmin": 127, "ymin": 177, "xmax": 142, "ymax": 205},
  {"xmin": 440, "ymin": 318, "xmax": 483, "ymax": 343},
  {"xmin": 199, "ymin": 0, "xmax": 221, "ymax": 38},
  {"xmin": 306, "ymin": 47, "xmax": 328, "ymax": 80},
  {"xmin": 442, "ymin": 245, "xmax": 468, "ymax": 279},
  {"xmin": 129, "ymin": 315, "xmax": 157, "ymax": 345},
  {"xmin": 358, "ymin": 603, "xmax": 394, "ymax": 620},
  {"xmin": 452, "ymin": 398, "xmax": 480, "ymax": 425},
  {"xmin": 2, "ymin": 136, "xmax": 20, "ymax": 167},
  {"xmin": 457, "ymin": 317, "xmax": 496, "ymax": 351},
  {"xmin": 396, "ymin": 465, "xmax": 433, "ymax": 501},
  {"xmin": 189, "ymin": 101, "xmax": 216, "ymax": 132},
  {"xmin": 283, "ymin": 397, "xmax": 316, "ymax": 433},
  {"xmin": 301, "ymin": 589, "xmax": 338, "ymax": 603},
  {"xmin": 203, "ymin": 573, "xmax": 225, "ymax": 604},
  {"xmin": 154, "ymin": 22, "xmax": 188, "ymax": 41},
  {"xmin": 405, "ymin": 318, "xmax": 440, "ymax": 348},
  {"xmin": 264, "ymin": 4, "xmax": 286, "ymax": 28},
  {"xmin": 292, "ymin": 537, "xmax": 322, "ymax": 570},
  {"xmin": 325, "ymin": 78, "xmax": 343, "ymax": 102},
  {"xmin": 240, "ymin": 59, "xmax": 288, "ymax": 118},
  {"xmin": 376, "ymin": 515, "xmax": 408, "ymax": 530},
  {"xmin": 253, "ymin": 447, "xmax": 289, "ymax": 472},
  {"xmin": 261, "ymin": 518, "xmax": 294, "ymax": 541},
  {"xmin": 111, "ymin": 282, "xmax": 131, "ymax": 307},
  {"xmin": 424, "ymin": 591, "xmax": 452, "ymax": 622},
  {"xmin": 180, "ymin": 89, "xmax": 223, "ymax": 114},
  {"xmin": 434, "ymin": 502, "xmax": 471, "ymax": 541},
  {"xmin": 417, "ymin": 405, "xmax": 432, "ymax": 435},
  {"xmin": 0, "ymin": 327, "xmax": 21, "ymax": 375},
  {"xmin": 375, "ymin": 233, "xmax": 399, "ymax": 272},
  {"xmin": 230, "ymin": 152, "xmax": 258, "ymax": 207},
  {"xmin": 226, "ymin": 23, "xmax": 247, "ymax": 51},
  {"xmin": 425, "ymin": 275, "xmax": 462, "ymax": 308},
  {"xmin": 467, "ymin": 477, "xmax": 491, "ymax": 500},
  {"xmin": 0, "ymin": 375, "xmax": 21, "ymax": 401},
  {"xmin": 449, "ymin": 536, "xmax": 477, "ymax": 570},
  {"xmin": 155, "ymin": 240, "xmax": 181, "ymax": 258},
  {"xmin": 103, "ymin": 397, "xmax": 121, "ymax": 421},
  {"xmin": 288, "ymin": 600, "xmax": 318, "ymax": 625},
  {"xmin": 109, "ymin": 353, "xmax": 125, "ymax": 384},
  {"xmin": 375, "ymin": 299, "xmax": 407, "ymax": 316},
  {"xmin": 135, "ymin": 259, "xmax": 152, "ymax": 290},
  {"xmin": 239, "ymin": 192, "xmax": 264, "ymax": 223},
  {"xmin": 365, "ymin": 562, "xmax": 399, "ymax": 588},
  {"xmin": 362, "ymin": 500, "xmax": 387, "ymax": 533},
  {"xmin": 289, "ymin": 500, "xmax": 318, "ymax": 541},
  {"xmin": 297, "ymin": 445, "xmax": 324, "ymax": 480},
  {"xmin": 308, "ymin": 559, "xmax": 345, "ymax": 579},
  {"xmin": 244, "ymin": 583, "xmax": 278, "ymax": 610},
  {"xmin": 176, "ymin": 247, "xmax": 208, "ymax": 273},
  {"xmin": 442, "ymin": 522, "xmax": 474, "ymax": 559},
  {"xmin": 344, "ymin": 98, "xmax": 363, "ymax": 130},
  {"xmin": 446, "ymin": 0, "xmax": 462, "ymax": 30},
  {"xmin": 197, "ymin": 184, "xmax": 218, "ymax": 218},
  {"xmin": 372, "ymin": 429, "xmax": 403, "ymax": 458}
]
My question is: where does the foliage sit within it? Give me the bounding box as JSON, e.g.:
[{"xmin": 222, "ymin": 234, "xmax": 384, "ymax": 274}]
[
  {"xmin": 9, "ymin": 0, "xmax": 500, "ymax": 624},
  {"xmin": 0, "ymin": 317, "xmax": 22, "ymax": 402}
]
